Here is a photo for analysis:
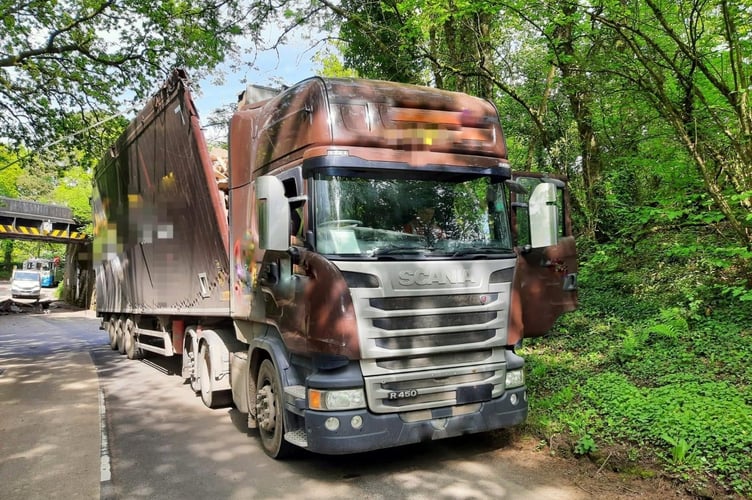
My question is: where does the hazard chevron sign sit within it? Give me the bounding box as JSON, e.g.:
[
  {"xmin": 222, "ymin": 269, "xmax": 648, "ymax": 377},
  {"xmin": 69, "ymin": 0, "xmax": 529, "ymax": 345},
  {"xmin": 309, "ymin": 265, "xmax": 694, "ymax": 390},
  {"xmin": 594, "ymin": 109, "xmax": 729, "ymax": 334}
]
[{"xmin": 0, "ymin": 224, "xmax": 86, "ymax": 241}]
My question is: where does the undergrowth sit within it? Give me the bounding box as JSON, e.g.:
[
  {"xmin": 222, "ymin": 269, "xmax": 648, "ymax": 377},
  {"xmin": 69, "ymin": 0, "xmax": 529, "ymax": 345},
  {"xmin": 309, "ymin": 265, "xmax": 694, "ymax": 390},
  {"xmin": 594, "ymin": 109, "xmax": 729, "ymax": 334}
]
[{"xmin": 521, "ymin": 229, "xmax": 752, "ymax": 497}]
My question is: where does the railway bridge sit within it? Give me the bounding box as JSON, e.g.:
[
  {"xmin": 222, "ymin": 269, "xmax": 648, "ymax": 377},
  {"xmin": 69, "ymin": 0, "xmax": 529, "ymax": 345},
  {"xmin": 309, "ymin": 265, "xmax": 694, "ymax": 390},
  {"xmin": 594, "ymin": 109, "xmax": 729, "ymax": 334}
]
[{"xmin": 0, "ymin": 196, "xmax": 92, "ymax": 307}]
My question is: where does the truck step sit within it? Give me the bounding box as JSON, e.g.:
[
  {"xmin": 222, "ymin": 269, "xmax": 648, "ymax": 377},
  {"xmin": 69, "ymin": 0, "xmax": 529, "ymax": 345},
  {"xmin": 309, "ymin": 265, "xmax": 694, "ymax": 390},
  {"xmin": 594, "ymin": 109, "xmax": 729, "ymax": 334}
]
[{"xmin": 284, "ymin": 428, "xmax": 308, "ymax": 448}]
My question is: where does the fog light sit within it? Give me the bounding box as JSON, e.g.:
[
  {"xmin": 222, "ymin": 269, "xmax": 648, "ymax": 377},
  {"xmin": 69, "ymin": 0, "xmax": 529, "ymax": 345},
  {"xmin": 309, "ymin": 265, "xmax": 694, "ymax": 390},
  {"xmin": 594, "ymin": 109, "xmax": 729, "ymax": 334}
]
[
  {"xmin": 510, "ymin": 393, "xmax": 518, "ymax": 406},
  {"xmin": 325, "ymin": 417, "xmax": 340, "ymax": 431},
  {"xmin": 351, "ymin": 415, "xmax": 363, "ymax": 429}
]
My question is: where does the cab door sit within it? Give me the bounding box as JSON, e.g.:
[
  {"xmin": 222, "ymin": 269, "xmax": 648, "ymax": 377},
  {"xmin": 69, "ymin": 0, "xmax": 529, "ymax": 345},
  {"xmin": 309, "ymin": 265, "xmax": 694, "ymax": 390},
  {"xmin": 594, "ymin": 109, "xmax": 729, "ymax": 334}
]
[{"xmin": 511, "ymin": 173, "xmax": 578, "ymax": 338}]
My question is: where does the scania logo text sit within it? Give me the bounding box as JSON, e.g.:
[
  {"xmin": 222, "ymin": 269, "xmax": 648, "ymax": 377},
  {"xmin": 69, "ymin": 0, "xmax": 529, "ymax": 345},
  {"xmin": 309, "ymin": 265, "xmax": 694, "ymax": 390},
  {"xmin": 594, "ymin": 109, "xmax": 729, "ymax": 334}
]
[{"xmin": 398, "ymin": 269, "xmax": 478, "ymax": 286}]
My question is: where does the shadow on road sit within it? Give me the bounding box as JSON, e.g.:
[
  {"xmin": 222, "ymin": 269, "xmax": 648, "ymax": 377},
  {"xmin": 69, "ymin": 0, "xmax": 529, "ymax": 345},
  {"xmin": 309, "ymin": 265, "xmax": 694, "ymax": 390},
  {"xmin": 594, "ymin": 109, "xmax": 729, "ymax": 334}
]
[{"xmin": 91, "ymin": 343, "xmax": 593, "ymax": 500}]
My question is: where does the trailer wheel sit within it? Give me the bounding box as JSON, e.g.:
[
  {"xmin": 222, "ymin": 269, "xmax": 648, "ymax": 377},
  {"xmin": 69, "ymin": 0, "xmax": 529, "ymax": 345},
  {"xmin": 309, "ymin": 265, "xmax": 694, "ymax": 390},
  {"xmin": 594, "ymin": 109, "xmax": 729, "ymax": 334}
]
[
  {"xmin": 256, "ymin": 359, "xmax": 293, "ymax": 459},
  {"xmin": 116, "ymin": 316, "xmax": 126, "ymax": 355},
  {"xmin": 124, "ymin": 318, "xmax": 142, "ymax": 360},
  {"xmin": 198, "ymin": 343, "xmax": 231, "ymax": 409},
  {"xmin": 107, "ymin": 319, "xmax": 118, "ymax": 350}
]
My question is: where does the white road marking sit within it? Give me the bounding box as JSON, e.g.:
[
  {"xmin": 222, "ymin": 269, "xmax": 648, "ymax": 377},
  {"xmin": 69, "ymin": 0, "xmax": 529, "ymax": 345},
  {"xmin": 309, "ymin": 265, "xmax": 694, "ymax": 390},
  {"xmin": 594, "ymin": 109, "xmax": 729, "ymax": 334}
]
[{"xmin": 99, "ymin": 388, "xmax": 112, "ymax": 483}]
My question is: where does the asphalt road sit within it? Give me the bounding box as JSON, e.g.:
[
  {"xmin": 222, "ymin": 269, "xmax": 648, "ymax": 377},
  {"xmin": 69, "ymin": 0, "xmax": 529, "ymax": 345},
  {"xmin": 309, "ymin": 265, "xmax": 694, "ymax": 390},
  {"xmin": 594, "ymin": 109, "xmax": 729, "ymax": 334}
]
[{"xmin": 0, "ymin": 305, "xmax": 592, "ymax": 500}]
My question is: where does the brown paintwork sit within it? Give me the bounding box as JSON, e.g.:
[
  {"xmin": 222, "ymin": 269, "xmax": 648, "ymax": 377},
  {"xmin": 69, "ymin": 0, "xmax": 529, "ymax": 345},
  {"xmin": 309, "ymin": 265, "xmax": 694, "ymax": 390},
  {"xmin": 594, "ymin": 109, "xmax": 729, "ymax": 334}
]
[
  {"xmin": 509, "ymin": 172, "xmax": 578, "ymax": 340},
  {"xmin": 512, "ymin": 237, "xmax": 578, "ymax": 340},
  {"xmin": 228, "ymin": 77, "xmax": 515, "ymax": 356},
  {"xmin": 94, "ymin": 70, "xmax": 230, "ymax": 315},
  {"xmin": 262, "ymin": 249, "xmax": 360, "ymax": 359},
  {"xmin": 231, "ymin": 77, "xmax": 508, "ymax": 178}
]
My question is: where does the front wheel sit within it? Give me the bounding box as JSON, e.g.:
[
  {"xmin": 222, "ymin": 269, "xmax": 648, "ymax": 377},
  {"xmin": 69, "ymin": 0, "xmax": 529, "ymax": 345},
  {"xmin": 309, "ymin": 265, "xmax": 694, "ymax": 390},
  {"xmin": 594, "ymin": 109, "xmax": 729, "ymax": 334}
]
[{"xmin": 256, "ymin": 359, "xmax": 293, "ymax": 459}]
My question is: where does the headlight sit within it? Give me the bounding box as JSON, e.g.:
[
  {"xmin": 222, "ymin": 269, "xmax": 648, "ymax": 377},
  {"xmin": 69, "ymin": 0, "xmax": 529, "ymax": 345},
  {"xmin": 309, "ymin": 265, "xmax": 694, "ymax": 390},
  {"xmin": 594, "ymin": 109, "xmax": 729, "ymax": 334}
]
[
  {"xmin": 505, "ymin": 369, "xmax": 525, "ymax": 389},
  {"xmin": 308, "ymin": 388, "xmax": 366, "ymax": 411}
]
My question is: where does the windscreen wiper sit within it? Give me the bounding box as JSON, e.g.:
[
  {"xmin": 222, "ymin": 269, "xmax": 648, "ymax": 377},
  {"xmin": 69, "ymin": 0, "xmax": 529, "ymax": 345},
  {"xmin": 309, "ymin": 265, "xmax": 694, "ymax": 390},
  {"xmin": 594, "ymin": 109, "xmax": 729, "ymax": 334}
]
[
  {"xmin": 372, "ymin": 246, "xmax": 426, "ymax": 257},
  {"xmin": 450, "ymin": 247, "xmax": 512, "ymax": 257}
]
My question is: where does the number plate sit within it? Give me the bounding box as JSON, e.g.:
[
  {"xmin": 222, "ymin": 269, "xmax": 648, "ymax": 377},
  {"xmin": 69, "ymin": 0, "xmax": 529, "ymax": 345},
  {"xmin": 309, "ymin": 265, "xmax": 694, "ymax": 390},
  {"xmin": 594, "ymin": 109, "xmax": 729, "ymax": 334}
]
[{"xmin": 456, "ymin": 384, "xmax": 493, "ymax": 404}]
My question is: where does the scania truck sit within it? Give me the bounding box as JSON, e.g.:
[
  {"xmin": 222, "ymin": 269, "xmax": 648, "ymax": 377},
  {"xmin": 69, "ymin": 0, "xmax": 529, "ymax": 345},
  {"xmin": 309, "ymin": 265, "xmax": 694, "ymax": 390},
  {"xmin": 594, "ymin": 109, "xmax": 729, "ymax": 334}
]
[{"xmin": 94, "ymin": 69, "xmax": 577, "ymax": 458}]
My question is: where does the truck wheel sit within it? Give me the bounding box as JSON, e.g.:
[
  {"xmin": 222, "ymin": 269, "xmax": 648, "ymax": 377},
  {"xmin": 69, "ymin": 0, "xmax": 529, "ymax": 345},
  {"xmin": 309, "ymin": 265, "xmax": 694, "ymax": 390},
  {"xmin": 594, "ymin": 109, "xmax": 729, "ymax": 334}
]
[
  {"xmin": 107, "ymin": 319, "xmax": 118, "ymax": 350},
  {"xmin": 116, "ymin": 316, "xmax": 126, "ymax": 354},
  {"xmin": 187, "ymin": 341, "xmax": 200, "ymax": 393},
  {"xmin": 256, "ymin": 359, "xmax": 293, "ymax": 459},
  {"xmin": 198, "ymin": 344, "xmax": 231, "ymax": 409},
  {"xmin": 124, "ymin": 318, "xmax": 142, "ymax": 360}
]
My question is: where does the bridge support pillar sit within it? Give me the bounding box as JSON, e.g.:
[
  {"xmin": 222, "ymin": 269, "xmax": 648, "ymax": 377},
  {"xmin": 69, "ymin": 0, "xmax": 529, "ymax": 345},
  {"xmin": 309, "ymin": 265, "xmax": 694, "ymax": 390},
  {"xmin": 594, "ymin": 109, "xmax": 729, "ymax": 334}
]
[{"xmin": 63, "ymin": 241, "xmax": 94, "ymax": 309}]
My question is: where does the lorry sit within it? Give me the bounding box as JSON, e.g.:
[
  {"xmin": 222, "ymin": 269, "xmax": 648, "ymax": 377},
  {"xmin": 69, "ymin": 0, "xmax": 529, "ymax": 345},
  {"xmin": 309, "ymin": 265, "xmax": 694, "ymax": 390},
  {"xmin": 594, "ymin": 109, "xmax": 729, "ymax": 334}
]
[{"xmin": 93, "ymin": 69, "xmax": 577, "ymax": 458}]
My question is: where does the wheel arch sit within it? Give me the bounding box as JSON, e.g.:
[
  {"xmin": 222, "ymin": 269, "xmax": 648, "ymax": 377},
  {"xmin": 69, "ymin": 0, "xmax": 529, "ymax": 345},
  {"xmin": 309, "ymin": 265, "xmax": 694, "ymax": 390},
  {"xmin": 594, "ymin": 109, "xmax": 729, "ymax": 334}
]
[
  {"xmin": 247, "ymin": 325, "xmax": 304, "ymax": 439},
  {"xmin": 195, "ymin": 327, "xmax": 241, "ymax": 392}
]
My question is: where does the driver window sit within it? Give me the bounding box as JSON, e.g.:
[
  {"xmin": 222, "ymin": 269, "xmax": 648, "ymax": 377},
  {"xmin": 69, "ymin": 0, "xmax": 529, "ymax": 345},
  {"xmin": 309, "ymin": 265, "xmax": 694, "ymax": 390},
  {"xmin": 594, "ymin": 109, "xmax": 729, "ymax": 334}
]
[
  {"xmin": 512, "ymin": 177, "xmax": 567, "ymax": 246},
  {"xmin": 282, "ymin": 175, "xmax": 306, "ymax": 245}
]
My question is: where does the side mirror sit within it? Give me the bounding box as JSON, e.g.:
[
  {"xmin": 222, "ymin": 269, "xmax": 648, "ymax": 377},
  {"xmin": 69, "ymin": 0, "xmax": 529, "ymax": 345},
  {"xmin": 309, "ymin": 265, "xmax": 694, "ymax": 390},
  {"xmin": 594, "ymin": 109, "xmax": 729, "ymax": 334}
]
[
  {"xmin": 256, "ymin": 175, "xmax": 290, "ymax": 251},
  {"xmin": 528, "ymin": 182, "xmax": 558, "ymax": 248}
]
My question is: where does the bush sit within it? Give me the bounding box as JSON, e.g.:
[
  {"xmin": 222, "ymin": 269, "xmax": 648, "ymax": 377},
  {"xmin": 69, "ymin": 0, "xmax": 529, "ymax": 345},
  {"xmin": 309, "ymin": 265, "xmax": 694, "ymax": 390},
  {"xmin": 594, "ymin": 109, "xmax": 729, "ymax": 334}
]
[{"xmin": 522, "ymin": 228, "xmax": 752, "ymax": 496}]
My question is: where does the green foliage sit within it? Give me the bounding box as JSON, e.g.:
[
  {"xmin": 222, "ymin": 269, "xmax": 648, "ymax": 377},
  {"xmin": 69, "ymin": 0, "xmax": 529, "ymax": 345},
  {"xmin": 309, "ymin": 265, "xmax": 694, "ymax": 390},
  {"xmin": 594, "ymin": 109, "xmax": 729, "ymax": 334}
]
[
  {"xmin": 662, "ymin": 435, "xmax": 695, "ymax": 466},
  {"xmin": 313, "ymin": 42, "xmax": 360, "ymax": 78},
  {"xmin": 0, "ymin": 145, "xmax": 23, "ymax": 196},
  {"xmin": 524, "ymin": 228, "xmax": 752, "ymax": 495},
  {"xmin": 1, "ymin": 0, "xmax": 277, "ymax": 149},
  {"xmin": 51, "ymin": 165, "xmax": 93, "ymax": 225},
  {"xmin": 574, "ymin": 434, "xmax": 597, "ymax": 456}
]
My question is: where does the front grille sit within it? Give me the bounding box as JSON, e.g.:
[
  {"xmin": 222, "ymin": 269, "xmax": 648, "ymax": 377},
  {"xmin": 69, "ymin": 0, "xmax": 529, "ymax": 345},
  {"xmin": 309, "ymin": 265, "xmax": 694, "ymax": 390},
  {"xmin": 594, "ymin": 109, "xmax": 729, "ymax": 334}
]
[
  {"xmin": 373, "ymin": 311, "xmax": 497, "ymax": 330},
  {"xmin": 365, "ymin": 363, "xmax": 505, "ymax": 413},
  {"xmin": 376, "ymin": 349, "xmax": 493, "ymax": 371},
  {"xmin": 345, "ymin": 261, "xmax": 515, "ymax": 415},
  {"xmin": 370, "ymin": 293, "xmax": 499, "ymax": 310},
  {"xmin": 362, "ymin": 292, "xmax": 506, "ymax": 359},
  {"xmin": 375, "ymin": 329, "xmax": 495, "ymax": 350}
]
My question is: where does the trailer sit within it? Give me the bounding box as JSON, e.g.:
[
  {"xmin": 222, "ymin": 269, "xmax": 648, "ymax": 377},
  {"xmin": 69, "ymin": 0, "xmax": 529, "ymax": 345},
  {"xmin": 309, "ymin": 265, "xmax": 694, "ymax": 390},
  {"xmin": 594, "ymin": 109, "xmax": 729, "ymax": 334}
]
[{"xmin": 93, "ymin": 69, "xmax": 577, "ymax": 458}]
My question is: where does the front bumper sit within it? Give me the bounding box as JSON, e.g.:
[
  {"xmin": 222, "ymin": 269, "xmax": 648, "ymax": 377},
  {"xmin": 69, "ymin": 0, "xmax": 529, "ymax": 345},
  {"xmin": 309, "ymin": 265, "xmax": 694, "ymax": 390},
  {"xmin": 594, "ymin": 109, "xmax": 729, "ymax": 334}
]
[
  {"xmin": 301, "ymin": 387, "xmax": 527, "ymax": 455},
  {"xmin": 12, "ymin": 289, "xmax": 40, "ymax": 298}
]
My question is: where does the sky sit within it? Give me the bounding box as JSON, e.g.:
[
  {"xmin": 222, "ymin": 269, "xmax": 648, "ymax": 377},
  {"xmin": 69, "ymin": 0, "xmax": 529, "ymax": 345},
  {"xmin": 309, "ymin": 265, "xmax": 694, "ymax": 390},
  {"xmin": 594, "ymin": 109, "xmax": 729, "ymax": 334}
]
[
  {"xmin": 190, "ymin": 31, "xmax": 321, "ymax": 143},
  {"xmin": 193, "ymin": 45, "xmax": 317, "ymax": 117}
]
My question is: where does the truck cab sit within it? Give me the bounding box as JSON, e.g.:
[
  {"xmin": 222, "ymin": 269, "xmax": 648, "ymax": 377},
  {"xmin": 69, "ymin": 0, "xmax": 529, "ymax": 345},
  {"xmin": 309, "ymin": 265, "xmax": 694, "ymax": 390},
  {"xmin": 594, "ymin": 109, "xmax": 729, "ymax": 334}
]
[{"xmin": 228, "ymin": 78, "xmax": 577, "ymax": 456}]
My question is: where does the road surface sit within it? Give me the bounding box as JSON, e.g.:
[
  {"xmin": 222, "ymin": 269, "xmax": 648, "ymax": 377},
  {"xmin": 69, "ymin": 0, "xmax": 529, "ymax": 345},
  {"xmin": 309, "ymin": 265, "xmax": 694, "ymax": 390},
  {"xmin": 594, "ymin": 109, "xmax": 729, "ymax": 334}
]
[{"xmin": 1, "ymin": 303, "xmax": 660, "ymax": 499}]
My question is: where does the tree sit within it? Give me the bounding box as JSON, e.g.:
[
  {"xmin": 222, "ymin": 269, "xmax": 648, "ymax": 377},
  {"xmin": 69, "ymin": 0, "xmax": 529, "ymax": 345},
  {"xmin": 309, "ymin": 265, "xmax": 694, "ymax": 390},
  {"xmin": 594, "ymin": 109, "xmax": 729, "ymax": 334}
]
[
  {"xmin": 588, "ymin": 0, "xmax": 752, "ymax": 248},
  {"xmin": 1, "ymin": 0, "xmax": 281, "ymax": 149},
  {"xmin": 0, "ymin": 145, "xmax": 23, "ymax": 197}
]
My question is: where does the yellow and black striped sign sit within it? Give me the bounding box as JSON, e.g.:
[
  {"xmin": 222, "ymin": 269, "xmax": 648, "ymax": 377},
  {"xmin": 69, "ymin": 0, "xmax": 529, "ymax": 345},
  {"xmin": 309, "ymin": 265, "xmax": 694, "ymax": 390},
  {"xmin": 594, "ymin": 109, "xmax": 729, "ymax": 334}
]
[{"xmin": 0, "ymin": 224, "xmax": 86, "ymax": 240}]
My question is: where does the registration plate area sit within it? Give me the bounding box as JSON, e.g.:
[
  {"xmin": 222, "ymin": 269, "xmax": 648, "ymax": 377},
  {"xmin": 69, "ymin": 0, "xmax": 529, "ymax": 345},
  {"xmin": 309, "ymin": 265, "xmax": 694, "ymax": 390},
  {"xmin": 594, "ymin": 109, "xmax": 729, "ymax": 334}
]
[{"xmin": 365, "ymin": 363, "xmax": 505, "ymax": 413}]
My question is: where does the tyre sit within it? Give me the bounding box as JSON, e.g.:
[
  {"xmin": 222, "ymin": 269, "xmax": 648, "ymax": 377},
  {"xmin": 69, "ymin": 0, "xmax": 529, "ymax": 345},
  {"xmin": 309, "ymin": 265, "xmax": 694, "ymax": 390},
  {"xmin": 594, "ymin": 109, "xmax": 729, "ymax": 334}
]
[
  {"xmin": 107, "ymin": 318, "xmax": 118, "ymax": 350},
  {"xmin": 116, "ymin": 316, "xmax": 126, "ymax": 355},
  {"xmin": 255, "ymin": 359, "xmax": 293, "ymax": 459},
  {"xmin": 198, "ymin": 343, "xmax": 231, "ymax": 409},
  {"xmin": 124, "ymin": 317, "xmax": 142, "ymax": 360},
  {"xmin": 186, "ymin": 338, "xmax": 200, "ymax": 393}
]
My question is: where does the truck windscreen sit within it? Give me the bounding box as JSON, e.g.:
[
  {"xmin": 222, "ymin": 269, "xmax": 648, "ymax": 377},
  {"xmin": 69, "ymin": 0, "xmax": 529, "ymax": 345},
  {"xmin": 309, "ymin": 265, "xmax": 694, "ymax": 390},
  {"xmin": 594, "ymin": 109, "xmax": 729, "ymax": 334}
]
[{"xmin": 313, "ymin": 172, "xmax": 513, "ymax": 258}]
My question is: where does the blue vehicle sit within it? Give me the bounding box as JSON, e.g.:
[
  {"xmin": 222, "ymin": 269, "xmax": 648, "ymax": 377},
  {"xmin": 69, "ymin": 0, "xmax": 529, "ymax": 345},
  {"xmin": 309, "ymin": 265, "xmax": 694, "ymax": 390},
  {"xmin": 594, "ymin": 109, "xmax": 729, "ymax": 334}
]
[{"xmin": 22, "ymin": 258, "xmax": 63, "ymax": 288}]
